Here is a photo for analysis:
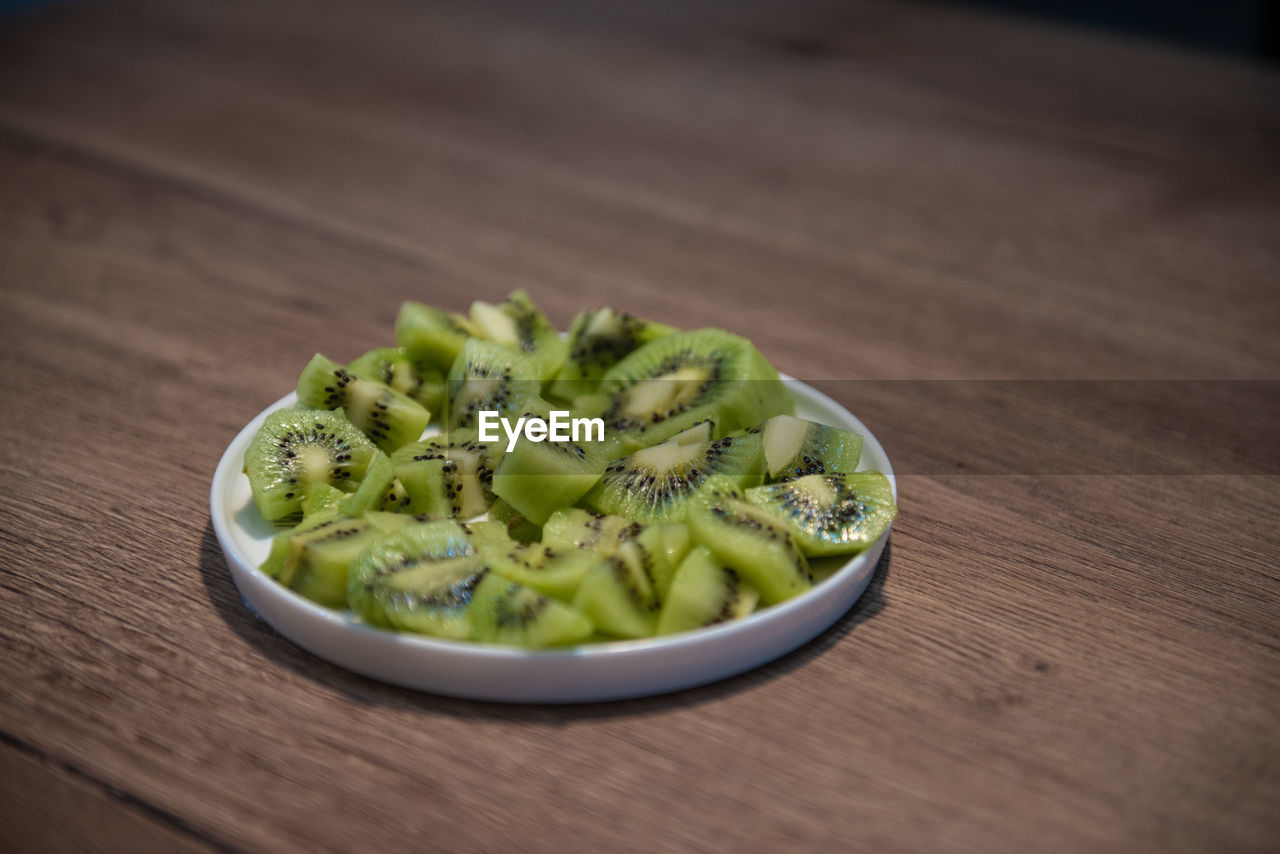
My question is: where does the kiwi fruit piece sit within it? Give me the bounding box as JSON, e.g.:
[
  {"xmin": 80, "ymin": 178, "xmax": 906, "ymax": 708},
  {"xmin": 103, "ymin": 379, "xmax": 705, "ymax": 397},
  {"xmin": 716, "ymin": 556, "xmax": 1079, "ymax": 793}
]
[
  {"xmin": 656, "ymin": 546, "xmax": 759, "ymax": 636},
  {"xmin": 468, "ymin": 572, "xmax": 593, "ymax": 647},
  {"xmin": 541, "ymin": 508, "xmax": 643, "ymax": 555},
  {"xmin": 364, "ymin": 510, "xmax": 437, "ymax": 534},
  {"xmin": 569, "ymin": 392, "xmax": 611, "ymax": 418},
  {"xmin": 297, "ymin": 353, "xmax": 432, "ymax": 452},
  {"xmin": 541, "ymin": 511, "xmax": 688, "ymax": 598},
  {"xmin": 487, "ymin": 498, "xmax": 543, "ymax": 543},
  {"xmin": 301, "ymin": 482, "xmax": 347, "ymax": 517},
  {"xmin": 583, "ymin": 432, "xmax": 765, "ymax": 523},
  {"xmin": 458, "ymin": 519, "xmax": 514, "ymax": 552},
  {"xmin": 490, "ymin": 404, "xmax": 606, "ymax": 526},
  {"xmin": 549, "ymin": 308, "xmax": 675, "ymax": 401},
  {"xmin": 279, "ymin": 513, "xmax": 399, "ymax": 609},
  {"xmin": 596, "ymin": 328, "xmax": 793, "ymax": 446},
  {"xmin": 746, "ymin": 473, "xmax": 896, "ymax": 556},
  {"xmin": 260, "ymin": 507, "xmax": 344, "ymax": 580},
  {"xmin": 395, "ymin": 302, "xmax": 476, "ymax": 372},
  {"xmin": 635, "ymin": 522, "xmax": 692, "ymax": 597},
  {"xmin": 755, "ymin": 414, "xmax": 863, "ymax": 482},
  {"xmin": 347, "ymin": 520, "xmax": 489, "ymax": 637},
  {"xmin": 390, "ymin": 431, "xmax": 501, "ymax": 519},
  {"xmin": 474, "ymin": 539, "xmax": 602, "ymax": 603},
  {"xmin": 445, "ymin": 338, "xmax": 541, "ymax": 432},
  {"xmin": 336, "ymin": 451, "xmax": 411, "ymax": 516},
  {"xmin": 572, "ymin": 541, "xmax": 662, "ymax": 639},
  {"xmin": 670, "ymin": 419, "xmax": 715, "ymax": 446},
  {"xmin": 245, "ymin": 407, "xmax": 377, "ymax": 523},
  {"xmin": 686, "ymin": 481, "xmax": 813, "ymax": 605},
  {"xmin": 348, "ymin": 347, "xmax": 445, "ymax": 416},
  {"xmin": 468, "ymin": 290, "xmax": 568, "ymax": 380}
]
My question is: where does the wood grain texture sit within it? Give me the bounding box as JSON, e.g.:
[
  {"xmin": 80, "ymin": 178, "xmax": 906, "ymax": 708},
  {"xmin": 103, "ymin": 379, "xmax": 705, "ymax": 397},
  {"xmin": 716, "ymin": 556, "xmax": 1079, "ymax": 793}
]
[
  {"xmin": 0, "ymin": 739, "xmax": 221, "ymax": 854},
  {"xmin": 0, "ymin": 0, "xmax": 1277, "ymax": 851}
]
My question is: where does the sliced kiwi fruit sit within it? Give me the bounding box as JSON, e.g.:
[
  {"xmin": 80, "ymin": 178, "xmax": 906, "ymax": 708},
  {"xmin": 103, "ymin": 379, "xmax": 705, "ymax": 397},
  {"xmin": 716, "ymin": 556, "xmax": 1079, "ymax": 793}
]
[
  {"xmin": 656, "ymin": 546, "xmax": 759, "ymax": 636},
  {"xmin": 755, "ymin": 414, "xmax": 863, "ymax": 482},
  {"xmin": 549, "ymin": 307, "xmax": 675, "ymax": 401},
  {"xmin": 335, "ymin": 451, "xmax": 411, "ymax": 516},
  {"xmin": 297, "ymin": 353, "xmax": 432, "ymax": 452},
  {"xmin": 490, "ymin": 403, "xmax": 607, "ymax": 526},
  {"xmin": 487, "ymin": 497, "xmax": 542, "ymax": 543},
  {"xmin": 279, "ymin": 513, "xmax": 402, "ymax": 609},
  {"xmin": 685, "ymin": 481, "xmax": 813, "ymax": 605},
  {"xmin": 468, "ymin": 290, "xmax": 568, "ymax": 379},
  {"xmin": 583, "ymin": 432, "xmax": 765, "ymax": 523},
  {"xmin": 597, "ymin": 328, "xmax": 792, "ymax": 446},
  {"xmin": 458, "ymin": 519, "xmax": 514, "ymax": 552},
  {"xmin": 445, "ymin": 338, "xmax": 541, "ymax": 432},
  {"xmin": 746, "ymin": 472, "xmax": 896, "ymax": 556},
  {"xmin": 473, "ymin": 538, "xmax": 602, "ymax": 603},
  {"xmin": 395, "ymin": 301, "xmax": 476, "ymax": 372},
  {"xmin": 365, "ymin": 510, "xmax": 437, "ymax": 534},
  {"xmin": 261, "ymin": 507, "xmax": 344, "ymax": 580},
  {"xmin": 570, "ymin": 392, "xmax": 611, "ymax": 418},
  {"xmin": 541, "ymin": 508, "xmax": 643, "ymax": 555},
  {"xmin": 468, "ymin": 572, "xmax": 593, "ymax": 647},
  {"xmin": 670, "ymin": 419, "xmax": 715, "ymax": 446},
  {"xmin": 347, "ymin": 520, "xmax": 489, "ymax": 636},
  {"xmin": 348, "ymin": 347, "xmax": 445, "ymax": 416},
  {"xmin": 573, "ymin": 541, "xmax": 662, "ymax": 639},
  {"xmin": 635, "ymin": 522, "xmax": 692, "ymax": 597},
  {"xmin": 245, "ymin": 408, "xmax": 377, "ymax": 523},
  {"xmin": 390, "ymin": 431, "xmax": 501, "ymax": 519},
  {"xmin": 300, "ymin": 482, "xmax": 347, "ymax": 517},
  {"xmin": 244, "ymin": 297, "xmax": 889, "ymax": 646},
  {"xmin": 541, "ymin": 511, "xmax": 688, "ymax": 598}
]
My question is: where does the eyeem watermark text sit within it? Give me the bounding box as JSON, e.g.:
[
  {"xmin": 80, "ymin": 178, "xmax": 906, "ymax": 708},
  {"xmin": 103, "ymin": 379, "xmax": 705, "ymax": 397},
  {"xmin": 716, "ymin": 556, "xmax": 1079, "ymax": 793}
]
[{"xmin": 477, "ymin": 411, "xmax": 605, "ymax": 452}]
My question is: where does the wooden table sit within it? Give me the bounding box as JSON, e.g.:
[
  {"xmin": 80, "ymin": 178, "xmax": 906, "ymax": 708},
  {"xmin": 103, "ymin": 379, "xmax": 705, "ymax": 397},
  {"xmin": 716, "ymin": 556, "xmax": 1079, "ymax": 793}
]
[{"xmin": 2, "ymin": 0, "xmax": 1278, "ymax": 850}]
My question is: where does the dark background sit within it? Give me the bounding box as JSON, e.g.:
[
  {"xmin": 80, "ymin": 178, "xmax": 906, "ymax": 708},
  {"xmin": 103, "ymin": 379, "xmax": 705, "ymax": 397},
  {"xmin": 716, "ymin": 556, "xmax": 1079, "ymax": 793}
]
[
  {"xmin": 966, "ymin": 0, "xmax": 1280, "ymax": 58},
  {"xmin": 10, "ymin": 0, "xmax": 1280, "ymax": 60}
]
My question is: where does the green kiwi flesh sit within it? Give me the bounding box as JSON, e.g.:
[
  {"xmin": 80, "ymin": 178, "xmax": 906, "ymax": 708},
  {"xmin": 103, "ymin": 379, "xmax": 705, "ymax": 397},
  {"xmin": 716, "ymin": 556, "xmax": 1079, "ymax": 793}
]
[
  {"xmin": 468, "ymin": 290, "xmax": 568, "ymax": 379},
  {"xmin": 549, "ymin": 308, "xmax": 675, "ymax": 401},
  {"xmin": 670, "ymin": 419, "xmax": 715, "ymax": 446},
  {"xmin": 279, "ymin": 514, "xmax": 396, "ymax": 609},
  {"xmin": 686, "ymin": 481, "xmax": 813, "ymax": 605},
  {"xmin": 337, "ymin": 452, "xmax": 411, "ymax": 516},
  {"xmin": 473, "ymin": 539, "xmax": 603, "ymax": 603},
  {"xmin": 637, "ymin": 522, "xmax": 692, "ymax": 597},
  {"xmin": 458, "ymin": 519, "xmax": 515, "ymax": 553},
  {"xmin": 395, "ymin": 302, "xmax": 476, "ymax": 372},
  {"xmin": 583, "ymin": 433, "xmax": 765, "ymax": 523},
  {"xmin": 260, "ymin": 507, "xmax": 344, "ymax": 580},
  {"xmin": 572, "ymin": 541, "xmax": 662, "ymax": 639},
  {"xmin": 468, "ymin": 572, "xmax": 593, "ymax": 647},
  {"xmin": 390, "ymin": 431, "xmax": 501, "ymax": 519},
  {"xmin": 490, "ymin": 405, "xmax": 606, "ymax": 525},
  {"xmin": 540, "ymin": 508, "xmax": 643, "ymax": 555},
  {"xmin": 346, "ymin": 521, "xmax": 489, "ymax": 637},
  {"xmin": 757, "ymin": 414, "xmax": 863, "ymax": 482},
  {"xmin": 300, "ymin": 482, "xmax": 347, "ymax": 517},
  {"xmin": 348, "ymin": 347, "xmax": 445, "ymax": 416},
  {"xmin": 297, "ymin": 353, "xmax": 432, "ymax": 451},
  {"xmin": 245, "ymin": 408, "xmax": 377, "ymax": 523},
  {"xmin": 487, "ymin": 498, "xmax": 542, "ymax": 543},
  {"xmin": 445, "ymin": 338, "xmax": 541, "ymax": 432},
  {"xmin": 657, "ymin": 546, "xmax": 759, "ymax": 636},
  {"xmin": 746, "ymin": 473, "xmax": 896, "ymax": 556},
  {"xmin": 597, "ymin": 329, "xmax": 792, "ymax": 446}
]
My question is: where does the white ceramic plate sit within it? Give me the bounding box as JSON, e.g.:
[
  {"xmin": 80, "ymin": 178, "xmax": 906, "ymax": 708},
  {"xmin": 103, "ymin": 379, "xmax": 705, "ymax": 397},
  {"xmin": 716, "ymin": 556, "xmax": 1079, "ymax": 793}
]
[{"xmin": 210, "ymin": 376, "xmax": 895, "ymax": 703}]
